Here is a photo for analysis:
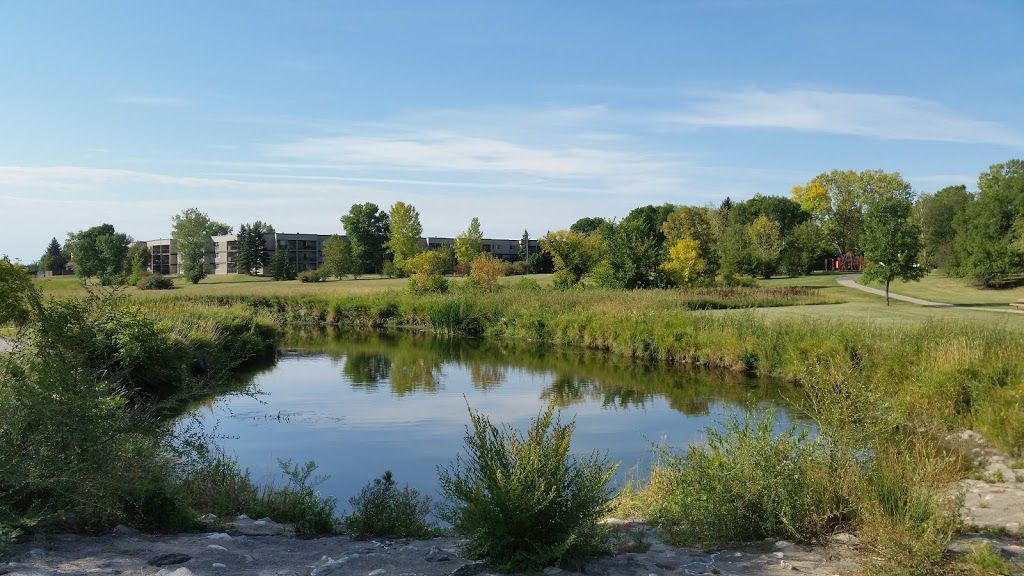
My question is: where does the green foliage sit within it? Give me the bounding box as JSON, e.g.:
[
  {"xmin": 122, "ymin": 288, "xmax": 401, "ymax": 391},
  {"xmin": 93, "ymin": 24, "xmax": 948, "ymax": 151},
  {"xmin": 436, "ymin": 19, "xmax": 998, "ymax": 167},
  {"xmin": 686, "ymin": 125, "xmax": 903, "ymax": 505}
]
[
  {"xmin": 136, "ymin": 273, "xmax": 175, "ymax": 290},
  {"xmin": 345, "ymin": 471, "xmax": 434, "ymax": 539},
  {"xmin": 960, "ymin": 542, "xmax": 1016, "ymax": 576},
  {"xmin": 455, "ymin": 217, "xmax": 484, "ymax": 269},
  {"xmin": 40, "ymin": 237, "xmax": 67, "ymax": 274},
  {"xmin": 322, "ymin": 234, "xmax": 357, "ymax": 279},
  {"xmin": 342, "ymin": 203, "xmax": 391, "ymax": 275},
  {"xmin": 439, "ymin": 405, "xmax": 616, "ymax": 571},
  {"xmin": 269, "ymin": 250, "xmax": 297, "ymax": 281},
  {"xmin": 172, "ymin": 208, "xmax": 230, "ymax": 284},
  {"xmin": 800, "ymin": 170, "xmax": 913, "ymax": 255},
  {"xmin": 569, "ymin": 217, "xmax": 614, "ymax": 237},
  {"xmin": 540, "ymin": 230, "xmax": 604, "ymax": 287},
  {"xmin": 64, "ymin": 223, "xmax": 133, "ymax": 283},
  {"xmin": 862, "ymin": 196, "xmax": 925, "ymax": 305},
  {"xmin": 386, "ymin": 202, "xmax": 424, "ymax": 271},
  {"xmin": 602, "ymin": 205, "xmax": 673, "ymax": 289},
  {"xmin": 917, "ymin": 185, "xmax": 971, "ymax": 270},
  {"xmin": 647, "ymin": 413, "xmax": 850, "ymax": 545},
  {"xmin": 235, "ymin": 221, "xmax": 274, "ymax": 275},
  {"xmin": 745, "ymin": 215, "xmax": 783, "ymax": 278},
  {"xmin": 468, "ymin": 253, "xmax": 505, "ymax": 292},
  {"xmin": 298, "ymin": 268, "xmax": 328, "ymax": 283},
  {"xmin": 0, "ymin": 258, "xmax": 36, "ymax": 326},
  {"xmin": 954, "ymin": 160, "xmax": 1024, "ymax": 286},
  {"xmin": 519, "ymin": 230, "xmax": 531, "ymax": 261},
  {"xmin": 781, "ymin": 221, "xmax": 824, "ymax": 276},
  {"xmin": 662, "ymin": 206, "xmax": 719, "ymax": 276}
]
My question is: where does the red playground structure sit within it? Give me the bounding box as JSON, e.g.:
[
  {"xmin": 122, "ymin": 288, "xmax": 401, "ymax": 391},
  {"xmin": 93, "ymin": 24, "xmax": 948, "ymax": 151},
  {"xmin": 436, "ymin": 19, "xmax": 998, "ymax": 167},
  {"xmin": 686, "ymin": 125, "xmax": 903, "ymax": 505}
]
[{"xmin": 824, "ymin": 252, "xmax": 865, "ymax": 272}]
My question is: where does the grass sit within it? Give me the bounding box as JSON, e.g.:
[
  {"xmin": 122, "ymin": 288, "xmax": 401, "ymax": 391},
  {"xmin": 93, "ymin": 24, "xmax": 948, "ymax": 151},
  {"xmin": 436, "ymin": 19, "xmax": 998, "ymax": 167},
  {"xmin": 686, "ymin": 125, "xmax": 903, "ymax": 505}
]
[{"xmin": 860, "ymin": 270, "xmax": 1024, "ymax": 307}]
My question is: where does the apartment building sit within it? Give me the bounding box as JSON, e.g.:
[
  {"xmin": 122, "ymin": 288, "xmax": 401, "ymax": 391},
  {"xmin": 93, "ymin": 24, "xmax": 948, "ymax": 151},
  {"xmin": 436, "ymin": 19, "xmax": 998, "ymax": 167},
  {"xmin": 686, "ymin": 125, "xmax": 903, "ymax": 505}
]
[{"xmin": 146, "ymin": 232, "xmax": 537, "ymax": 275}]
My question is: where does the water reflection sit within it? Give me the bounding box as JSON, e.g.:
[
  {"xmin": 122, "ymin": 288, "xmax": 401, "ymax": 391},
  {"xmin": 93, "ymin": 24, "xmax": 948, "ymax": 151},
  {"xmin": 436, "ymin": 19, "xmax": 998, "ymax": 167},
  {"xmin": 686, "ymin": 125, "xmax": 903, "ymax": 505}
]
[{"xmin": 188, "ymin": 328, "xmax": 793, "ymax": 508}]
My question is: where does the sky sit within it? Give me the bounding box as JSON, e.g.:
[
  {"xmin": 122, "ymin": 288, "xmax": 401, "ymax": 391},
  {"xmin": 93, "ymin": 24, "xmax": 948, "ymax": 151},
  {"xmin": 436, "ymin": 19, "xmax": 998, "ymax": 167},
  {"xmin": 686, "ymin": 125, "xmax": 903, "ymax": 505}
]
[{"xmin": 2, "ymin": 0, "xmax": 1023, "ymax": 262}]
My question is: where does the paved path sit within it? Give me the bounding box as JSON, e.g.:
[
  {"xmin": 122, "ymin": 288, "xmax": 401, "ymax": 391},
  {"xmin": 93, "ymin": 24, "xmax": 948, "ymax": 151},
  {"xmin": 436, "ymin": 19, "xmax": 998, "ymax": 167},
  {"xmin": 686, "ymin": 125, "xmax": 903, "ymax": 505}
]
[{"xmin": 837, "ymin": 274, "xmax": 1024, "ymax": 314}]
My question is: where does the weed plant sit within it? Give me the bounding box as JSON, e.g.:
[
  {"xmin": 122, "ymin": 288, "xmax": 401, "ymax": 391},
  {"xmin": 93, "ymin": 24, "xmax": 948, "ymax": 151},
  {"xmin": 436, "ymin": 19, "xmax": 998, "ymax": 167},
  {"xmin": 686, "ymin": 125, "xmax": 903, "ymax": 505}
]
[
  {"xmin": 439, "ymin": 405, "xmax": 617, "ymax": 571},
  {"xmin": 344, "ymin": 470, "xmax": 434, "ymax": 539}
]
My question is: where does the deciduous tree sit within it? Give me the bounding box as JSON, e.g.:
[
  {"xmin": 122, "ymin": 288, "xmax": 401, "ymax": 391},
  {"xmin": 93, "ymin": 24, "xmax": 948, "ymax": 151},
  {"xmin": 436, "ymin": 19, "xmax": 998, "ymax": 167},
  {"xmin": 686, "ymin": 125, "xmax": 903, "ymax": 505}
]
[
  {"xmin": 540, "ymin": 230, "xmax": 604, "ymax": 288},
  {"xmin": 455, "ymin": 217, "xmax": 484, "ymax": 270},
  {"xmin": 171, "ymin": 208, "xmax": 231, "ymax": 284},
  {"xmin": 342, "ymin": 203, "xmax": 390, "ymax": 275},
  {"xmin": 746, "ymin": 215, "xmax": 783, "ymax": 279},
  {"xmin": 322, "ymin": 234, "xmax": 357, "ymax": 279},
  {"xmin": 953, "ymin": 160, "xmax": 1024, "ymax": 286},
  {"xmin": 64, "ymin": 224, "xmax": 133, "ymax": 284},
  {"xmin": 385, "ymin": 202, "xmax": 423, "ymax": 272},
  {"xmin": 662, "ymin": 238, "xmax": 707, "ymax": 287},
  {"xmin": 862, "ymin": 196, "xmax": 925, "ymax": 305}
]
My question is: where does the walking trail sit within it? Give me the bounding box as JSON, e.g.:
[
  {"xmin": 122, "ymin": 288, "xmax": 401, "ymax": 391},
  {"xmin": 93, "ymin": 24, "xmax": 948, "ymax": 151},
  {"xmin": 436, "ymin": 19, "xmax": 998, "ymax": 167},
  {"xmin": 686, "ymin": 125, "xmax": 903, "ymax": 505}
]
[{"xmin": 836, "ymin": 274, "xmax": 1024, "ymax": 314}]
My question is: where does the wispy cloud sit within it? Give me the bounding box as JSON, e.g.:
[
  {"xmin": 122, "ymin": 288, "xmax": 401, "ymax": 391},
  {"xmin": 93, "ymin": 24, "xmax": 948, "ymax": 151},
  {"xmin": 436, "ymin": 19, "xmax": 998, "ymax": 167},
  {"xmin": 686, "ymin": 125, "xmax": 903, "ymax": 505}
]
[
  {"xmin": 669, "ymin": 89, "xmax": 1022, "ymax": 147},
  {"xmin": 114, "ymin": 94, "xmax": 190, "ymax": 107}
]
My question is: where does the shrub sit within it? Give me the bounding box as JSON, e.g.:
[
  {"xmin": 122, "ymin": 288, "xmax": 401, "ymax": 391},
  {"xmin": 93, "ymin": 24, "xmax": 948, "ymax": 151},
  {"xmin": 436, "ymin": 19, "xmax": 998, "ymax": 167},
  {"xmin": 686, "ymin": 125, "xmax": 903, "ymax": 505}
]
[
  {"xmin": 345, "ymin": 471, "xmax": 434, "ymax": 539},
  {"xmin": 646, "ymin": 412, "xmax": 852, "ymax": 545},
  {"xmin": 269, "ymin": 251, "xmax": 296, "ymax": 280},
  {"xmin": 469, "ymin": 253, "xmax": 505, "ymax": 292},
  {"xmin": 439, "ymin": 405, "xmax": 617, "ymax": 571},
  {"xmin": 408, "ymin": 273, "xmax": 449, "ymax": 294},
  {"xmin": 509, "ymin": 261, "xmax": 529, "ymax": 275},
  {"xmin": 136, "ymin": 273, "xmax": 174, "ymax": 290},
  {"xmin": 298, "ymin": 268, "xmax": 328, "ymax": 283}
]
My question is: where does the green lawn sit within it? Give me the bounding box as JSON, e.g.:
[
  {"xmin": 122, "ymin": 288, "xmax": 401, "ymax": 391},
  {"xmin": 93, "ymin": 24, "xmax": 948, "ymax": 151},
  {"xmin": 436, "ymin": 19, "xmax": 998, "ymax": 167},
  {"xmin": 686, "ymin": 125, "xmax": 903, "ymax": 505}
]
[
  {"xmin": 860, "ymin": 271, "xmax": 1024, "ymax": 306},
  {"xmin": 35, "ymin": 273, "xmax": 555, "ymax": 298}
]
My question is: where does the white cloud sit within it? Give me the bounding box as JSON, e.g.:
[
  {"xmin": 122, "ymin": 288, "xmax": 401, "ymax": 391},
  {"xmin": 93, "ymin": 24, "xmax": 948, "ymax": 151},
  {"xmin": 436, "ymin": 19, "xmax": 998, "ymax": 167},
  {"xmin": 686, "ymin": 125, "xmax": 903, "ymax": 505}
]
[
  {"xmin": 670, "ymin": 89, "xmax": 1022, "ymax": 147},
  {"xmin": 114, "ymin": 95, "xmax": 190, "ymax": 107}
]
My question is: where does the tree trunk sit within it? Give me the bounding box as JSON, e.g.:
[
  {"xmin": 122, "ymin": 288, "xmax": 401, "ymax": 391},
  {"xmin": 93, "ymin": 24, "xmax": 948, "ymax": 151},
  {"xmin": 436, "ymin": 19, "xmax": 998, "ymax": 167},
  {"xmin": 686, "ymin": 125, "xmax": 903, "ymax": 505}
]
[{"xmin": 885, "ymin": 278, "xmax": 891, "ymax": 306}]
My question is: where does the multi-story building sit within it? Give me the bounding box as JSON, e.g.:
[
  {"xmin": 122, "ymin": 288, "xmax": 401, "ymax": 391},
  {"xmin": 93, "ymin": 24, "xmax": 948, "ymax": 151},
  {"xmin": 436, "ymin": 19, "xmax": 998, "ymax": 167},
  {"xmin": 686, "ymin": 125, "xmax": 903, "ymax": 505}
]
[{"xmin": 145, "ymin": 232, "xmax": 538, "ymax": 275}]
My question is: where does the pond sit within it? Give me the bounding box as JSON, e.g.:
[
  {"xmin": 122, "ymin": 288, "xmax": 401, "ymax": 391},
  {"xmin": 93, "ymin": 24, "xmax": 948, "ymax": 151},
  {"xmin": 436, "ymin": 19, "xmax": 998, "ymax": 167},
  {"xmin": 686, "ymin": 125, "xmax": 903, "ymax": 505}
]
[{"xmin": 187, "ymin": 330, "xmax": 794, "ymax": 511}]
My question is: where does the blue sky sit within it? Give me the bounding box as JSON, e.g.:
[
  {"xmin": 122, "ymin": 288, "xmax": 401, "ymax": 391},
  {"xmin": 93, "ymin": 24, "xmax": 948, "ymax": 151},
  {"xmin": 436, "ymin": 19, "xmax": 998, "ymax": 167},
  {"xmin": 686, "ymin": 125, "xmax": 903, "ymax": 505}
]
[{"xmin": 2, "ymin": 0, "xmax": 1023, "ymax": 262}]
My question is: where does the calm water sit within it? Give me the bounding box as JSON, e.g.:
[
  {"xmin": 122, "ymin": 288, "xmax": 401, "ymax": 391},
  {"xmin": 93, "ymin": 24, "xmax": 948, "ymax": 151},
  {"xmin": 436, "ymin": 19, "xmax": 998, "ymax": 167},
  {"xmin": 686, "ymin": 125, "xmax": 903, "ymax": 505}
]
[{"xmin": 188, "ymin": 330, "xmax": 792, "ymax": 510}]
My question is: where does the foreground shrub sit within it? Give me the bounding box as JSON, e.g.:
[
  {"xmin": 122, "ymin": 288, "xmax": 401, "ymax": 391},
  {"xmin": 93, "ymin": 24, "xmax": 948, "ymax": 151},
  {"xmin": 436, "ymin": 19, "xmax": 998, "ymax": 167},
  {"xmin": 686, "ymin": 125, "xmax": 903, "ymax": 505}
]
[
  {"xmin": 298, "ymin": 268, "xmax": 328, "ymax": 283},
  {"xmin": 136, "ymin": 273, "xmax": 174, "ymax": 290},
  {"xmin": 345, "ymin": 470, "xmax": 434, "ymax": 539},
  {"xmin": 439, "ymin": 405, "xmax": 617, "ymax": 571},
  {"xmin": 184, "ymin": 456, "xmax": 337, "ymax": 535},
  {"xmin": 647, "ymin": 413, "xmax": 852, "ymax": 545}
]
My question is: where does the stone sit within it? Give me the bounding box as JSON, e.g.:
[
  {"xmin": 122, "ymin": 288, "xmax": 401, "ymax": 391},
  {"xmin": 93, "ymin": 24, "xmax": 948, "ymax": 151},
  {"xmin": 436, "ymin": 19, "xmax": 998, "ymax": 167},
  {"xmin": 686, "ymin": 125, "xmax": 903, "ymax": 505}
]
[
  {"xmin": 27, "ymin": 548, "xmax": 46, "ymax": 560},
  {"xmin": 775, "ymin": 540, "xmax": 794, "ymax": 549},
  {"xmin": 198, "ymin": 513, "xmax": 218, "ymax": 524},
  {"xmin": 148, "ymin": 553, "xmax": 192, "ymax": 566},
  {"xmin": 829, "ymin": 533, "xmax": 859, "ymax": 546},
  {"xmin": 228, "ymin": 515, "xmax": 290, "ymax": 536},
  {"xmin": 368, "ymin": 570, "xmax": 387, "ymax": 576},
  {"xmin": 772, "ymin": 551, "xmax": 785, "ymax": 559},
  {"xmin": 156, "ymin": 569, "xmax": 195, "ymax": 576},
  {"xmin": 543, "ymin": 568, "xmax": 562, "ymax": 575},
  {"xmin": 425, "ymin": 546, "xmax": 452, "ymax": 562},
  {"xmin": 448, "ymin": 560, "xmax": 487, "ymax": 576},
  {"xmin": 112, "ymin": 524, "xmax": 139, "ymax": 537},
  {"xmin": 1006, "ymin": 522, "xmax": 1021, "ymax": 534},
  {"xmin": 207, "ymin": 544, "xmax": 228, "ymax": 551},
  {"xmin": 212, "ymin": 563, "xmax": 227, "ymax": 569},
  {"xmin": 205, "ymin": 532, "xmax": 231, "ymax": 540},
  {"xmin": 780, "ymin": 559, "xmax": 797, "ymax": 570}
]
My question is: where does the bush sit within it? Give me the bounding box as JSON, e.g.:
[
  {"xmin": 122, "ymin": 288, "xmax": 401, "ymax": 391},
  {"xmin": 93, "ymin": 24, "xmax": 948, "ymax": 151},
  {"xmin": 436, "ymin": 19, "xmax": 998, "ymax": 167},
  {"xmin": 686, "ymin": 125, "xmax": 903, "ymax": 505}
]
[
  {"xmin": 469, "ymin": 253, "xmax": 505, "ymax": 292},
  {"xmin": 136, "ymin": 273, "xmax": 174, "ymax": 290},
  {"xmin": 269, "ymin": 252, "xmax": 296, "ymax": 281},
  {"xmin": 408, "ymin": 273, "xmax": 449, "ymax": 294},
  {"xmin": 646, "ymin": 412, "xmax": 852, "ymax": 545},
  {"xmin": 345, "ymin": 471, "xmax": 434, "ymax": 539},
  {"xmin": 439, "ymin": 405, "xmax": 617, "ymax": 571},
  {"xmin": 298, "ymin": 268, "xmax": 328, "ymax": 283}
]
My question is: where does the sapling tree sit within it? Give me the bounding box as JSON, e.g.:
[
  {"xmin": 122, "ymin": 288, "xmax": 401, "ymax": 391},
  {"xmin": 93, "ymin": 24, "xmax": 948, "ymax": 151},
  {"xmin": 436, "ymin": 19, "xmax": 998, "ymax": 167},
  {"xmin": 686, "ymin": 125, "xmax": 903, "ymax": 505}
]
[{"xmin": 861, "ymin": 196, "xmax": 925, "ymax": 305}]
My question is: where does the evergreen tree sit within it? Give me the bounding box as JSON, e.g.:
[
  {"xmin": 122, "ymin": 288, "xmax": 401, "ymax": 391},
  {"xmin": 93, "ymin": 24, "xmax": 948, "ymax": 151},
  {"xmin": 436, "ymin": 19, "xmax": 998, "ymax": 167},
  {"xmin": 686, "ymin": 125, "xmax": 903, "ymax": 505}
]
[
  {"xmin": 39, "ymin": 237, "xmax": 67, "ymax": 274},
  {"xmin": 519, "ymin": 230, "xmax": 530, "ymax": 261},
  {"xmin": 269, "ymin": 249, "xmax": 296, "ymax": 280},
  {"xmin": 236, "ymin": 221, "xmax": 275, "ymax": 275}
]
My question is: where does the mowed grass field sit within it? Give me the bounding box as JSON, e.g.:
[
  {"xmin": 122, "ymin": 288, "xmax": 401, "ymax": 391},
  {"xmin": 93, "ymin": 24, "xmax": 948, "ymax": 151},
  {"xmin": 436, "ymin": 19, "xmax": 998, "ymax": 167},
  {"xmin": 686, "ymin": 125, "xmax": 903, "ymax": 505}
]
[{"xmin": 33, "ymin": 271, "xmax": 1024, "ymax": 328}]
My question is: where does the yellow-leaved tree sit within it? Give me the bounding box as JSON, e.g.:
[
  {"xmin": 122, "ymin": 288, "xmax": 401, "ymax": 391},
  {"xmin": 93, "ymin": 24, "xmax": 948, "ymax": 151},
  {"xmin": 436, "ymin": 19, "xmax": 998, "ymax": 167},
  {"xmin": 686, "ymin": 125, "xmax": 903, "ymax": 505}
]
[{"xmin": 662, "ymin": 238, "xmax": 707, "ymax": 287}]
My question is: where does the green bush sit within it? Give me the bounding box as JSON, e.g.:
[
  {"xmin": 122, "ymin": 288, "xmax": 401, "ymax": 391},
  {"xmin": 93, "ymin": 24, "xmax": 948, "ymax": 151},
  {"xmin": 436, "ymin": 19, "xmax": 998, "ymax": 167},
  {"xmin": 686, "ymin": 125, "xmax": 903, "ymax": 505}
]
[
  {"xmin": 407, "ymin": 273, "xmax": 449, "ymax": 294},
  {"xmin": 647, "ymin": 412, "xmax": 852, "ymax": 545},
  {"xmin": 344, "ymin": 470, "xmax": 434, "ymax": 539},
  {"xmin": 298, "ymin": 268, "xmax": 328, "ymax": 283},
  {"xmin": 439, "ymin": 405, "xmax": 617, "ymax": 571},
  {"xmin": 136, "ymin": 273, "xmax": 174, "ymax": 290}
]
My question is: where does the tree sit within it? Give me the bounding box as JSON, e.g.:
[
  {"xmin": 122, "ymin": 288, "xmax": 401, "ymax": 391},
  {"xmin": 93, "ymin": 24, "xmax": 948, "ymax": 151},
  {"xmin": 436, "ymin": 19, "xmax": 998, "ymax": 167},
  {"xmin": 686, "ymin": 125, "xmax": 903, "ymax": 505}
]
[
  {"xmin": 781, "ymin": 221, "xmax": 824, "ymax": 277},
  {"xmin": 746, "ymin": 215, "xmax": 783, "ymax": 279},
  {"xmin": 323, "ymin": 234, "xmax": 357, "ymax": 279},
  {"xmin": 39, "ymin": 238, "xmax": 67, "ymax": 275},
  {"xmin": 385, "ymin": 202, "xmax": 423, "ymax": 273},
  {"xmin": 916, "ymin": 185, "xmax": 970, "ymax": 270},
  {"xmin": 171, "ymin": 208, "xmax": 230, "ymax": 284},
  {"xmin": 469, "ymin": 253, "xmax": 505, "ymax": 292},
  {"xmin": 569, "ymin": 217, "xmax": 612, "ymax": 236},
  {"xmin": 790, "ymin": 181, "xmax": 830, "ymax": 221},
  {"xmin": 862, "ymin": 196, "xmax": 925, "ymax": 305},
  {"xmin": 236, "ymin": 221, "xmax": 275, "ymax": 275},
  {"xmin": 269, "ymin": 249, "xmax": 296, "ymax": 280},
  {"xmin": 64, "ymin": 224, "xmax": 133, "ymax": 283},
  {"xmin": 342, "ymin": 203, "xmax": 390, "ymax": 275},
  {"xmin": 126, "ymin": 243, "xmax": 151, "ymax": 279},
  {"xmin": 404, "ymin": 250, "xmax": 451, "ymax": 293},
  {"xmin": 540, "ymin": 230, "xmax": 604, "ymax": 287},
  {"xmin": 954, "ymin": 160, "xmax": 1024, "ymax": 286},
  {"xmin": 454, "ymin": 217, "xmax": 484, "ymax": 270},
  {"xmin": 662, "ymin": 206, "xmax": 718, "ymax": 276},
  {"xmin": 519, "ymin": 230, "xmax": 530, "ymax": 261},
  {"xmin": 662, "ymin": 238, "xmax": 707, "ymax": 287},
  {"xmin": 602, "ymin": 204, "xmax": 674, "ymax": 289}
]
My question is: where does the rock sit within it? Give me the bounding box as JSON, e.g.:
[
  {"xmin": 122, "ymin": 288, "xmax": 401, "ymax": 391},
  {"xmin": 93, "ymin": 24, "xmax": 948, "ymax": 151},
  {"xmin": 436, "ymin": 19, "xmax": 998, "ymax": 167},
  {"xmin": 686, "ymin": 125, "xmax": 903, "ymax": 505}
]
[
  {"xmin": 780, "ymin": 559, "xmax": 796, "ymax": 570},
  {"xmin": 448, "ymin": 560, "xmax": 487, "ymax": 576},
  {"xmin": 243, "ymin": 554, "xmax": 255, "ymax": 563},
  {"xmin": 212, "ymin": 563, "xmax": 227, "ymax": 569},
  {"xmin": 156, "ymin": 569, "xmax": 195, "ymax": 576},
  {"xmin": 829, "ymin": 533, "xmax": 859, "ymax": 546},
  {"xmin": 772, "ymin": 551, "xmax": 785, "ymax": 559},
  {"xmin": 205, "ymin": 532, "xmax": 231, "ymax": 540},
  {"xmin": 112, "ymin": 524, "xmax": 139, "ymax": 537},
  {"xmin": 228, "ymin": 515, "xmax": 290, "ymax": 536},
  {"xmin": 775, "ymin": 540, "xmax": 794, "ymax": 549},
  {"xmin": 543, "ymin": 568, "xmax": 563, "ymax": 575},
  {"xmin": 148, "ymin": 553, "xmax": 192, "ymax": 566},
  {"xmin": 198, "ymin": 513, "xmax": 218, "ymax": 524},
  {"xmin": 208, "ymin": 544, "xmax": 228, "ymax": 551},
  {"xmin": 27, "ymin": 548, "xmax": 46, "ymax": 560},
  {"xmin": 368, "ymin": 570, "xmax": 387, "ymax": 576},
  {"xmin": 425, "ymin": 546, "xmax": 452, "ymax": 562},
  {"xmin": 259, "ymin": 572, "xmax": 299, "ymax": 576},
  {"xmin": 1006, "ymin": 522, "xmax": 1021, "ymax": 534}
]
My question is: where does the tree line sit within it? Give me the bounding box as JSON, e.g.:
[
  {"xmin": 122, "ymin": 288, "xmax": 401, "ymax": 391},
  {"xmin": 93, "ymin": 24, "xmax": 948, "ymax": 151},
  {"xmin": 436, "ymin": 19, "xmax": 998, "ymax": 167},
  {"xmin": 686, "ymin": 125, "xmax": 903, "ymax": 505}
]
[{"xmin": 31, "ymin": 158, "xmax": 1024, "ymax": 291}]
